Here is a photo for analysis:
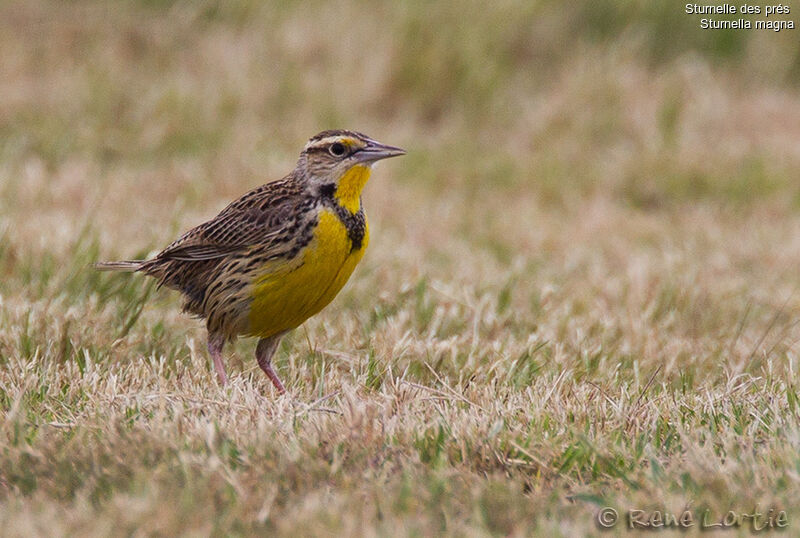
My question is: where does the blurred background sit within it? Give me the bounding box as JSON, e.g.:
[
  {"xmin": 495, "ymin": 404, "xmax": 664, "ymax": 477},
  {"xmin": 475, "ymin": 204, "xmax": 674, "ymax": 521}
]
[
  {"xmin": 3, "ymin": 0, "xmax": 800, "ymax": 372},
  {"xmin": 2, "ymin": 1, "xmax": 800, "ymax": 533},
  {"xmin": 3, "ymin": 1, "xmax": 799, "ymax": 240}
]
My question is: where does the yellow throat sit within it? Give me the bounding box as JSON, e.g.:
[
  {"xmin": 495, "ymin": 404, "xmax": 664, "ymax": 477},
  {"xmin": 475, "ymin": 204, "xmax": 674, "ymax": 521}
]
[{"xmin": 334, "ymin": 164, "xmax": 371, "ymax": 213}]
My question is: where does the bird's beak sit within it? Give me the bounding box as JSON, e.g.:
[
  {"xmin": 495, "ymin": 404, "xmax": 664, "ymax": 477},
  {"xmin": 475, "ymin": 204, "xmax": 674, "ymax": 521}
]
[{"xmin": 354, "ymin": 140, "xmax": 407, "ymax": 163}]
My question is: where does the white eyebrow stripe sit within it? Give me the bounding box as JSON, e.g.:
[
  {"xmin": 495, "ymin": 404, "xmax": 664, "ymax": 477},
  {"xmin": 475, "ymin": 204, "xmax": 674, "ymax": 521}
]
[
  {"xmin": 304, "ymin": 137, "xmax": 340, "ymax": 151},
  {"xmin": 303, "ymin": 136, "xmax": 363, "ymax": 151}
]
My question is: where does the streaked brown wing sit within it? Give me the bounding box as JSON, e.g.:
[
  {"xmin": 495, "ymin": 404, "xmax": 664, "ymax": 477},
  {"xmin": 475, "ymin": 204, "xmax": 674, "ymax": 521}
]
[{"xmin": 155, "ymin": 178, "xmax": 305, "ymax": 262}]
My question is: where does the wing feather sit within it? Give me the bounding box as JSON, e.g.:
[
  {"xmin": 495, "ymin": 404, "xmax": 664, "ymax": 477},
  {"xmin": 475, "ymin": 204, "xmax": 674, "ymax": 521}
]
[{"xmin": 155, "ymin": 177, "xmax": 306, "ymax": 263}]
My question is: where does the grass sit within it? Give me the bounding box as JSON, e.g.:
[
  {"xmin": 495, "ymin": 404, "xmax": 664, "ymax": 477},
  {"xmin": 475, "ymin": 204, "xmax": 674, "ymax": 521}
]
[{"xmin": 2, "ymin": 0, "xmax": 800, "ymax": 535}]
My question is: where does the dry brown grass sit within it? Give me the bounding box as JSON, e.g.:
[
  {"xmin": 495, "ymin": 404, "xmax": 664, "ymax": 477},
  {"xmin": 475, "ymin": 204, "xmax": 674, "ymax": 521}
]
[{"xmin": 2, "ymin": 1, "xmax": 800, "ymax": 535}]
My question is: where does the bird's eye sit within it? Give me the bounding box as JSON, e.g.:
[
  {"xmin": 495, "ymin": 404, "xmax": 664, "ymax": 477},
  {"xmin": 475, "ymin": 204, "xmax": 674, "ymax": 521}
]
[{"xmin": 329, "ymin": 142, "xmax": 346, "ymax": 157}]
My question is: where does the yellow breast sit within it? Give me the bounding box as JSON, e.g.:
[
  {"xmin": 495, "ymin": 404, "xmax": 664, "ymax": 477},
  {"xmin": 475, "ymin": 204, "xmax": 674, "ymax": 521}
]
[{"xmin": 247, "ymin": 209, "xmax": 369, "ymax": 338}]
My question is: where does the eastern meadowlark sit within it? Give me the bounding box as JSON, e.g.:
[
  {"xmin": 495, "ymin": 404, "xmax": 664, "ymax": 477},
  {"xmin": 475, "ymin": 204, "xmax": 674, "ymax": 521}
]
[{"xmin": 96, "ymin": 130, "xmax": 405, "ymax": 394}]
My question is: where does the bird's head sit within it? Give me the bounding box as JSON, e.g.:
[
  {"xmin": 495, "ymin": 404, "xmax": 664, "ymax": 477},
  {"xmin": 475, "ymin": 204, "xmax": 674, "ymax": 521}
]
[{"xmin": 296, "ymin": 130, "xmax": 405, "ymax": 211}]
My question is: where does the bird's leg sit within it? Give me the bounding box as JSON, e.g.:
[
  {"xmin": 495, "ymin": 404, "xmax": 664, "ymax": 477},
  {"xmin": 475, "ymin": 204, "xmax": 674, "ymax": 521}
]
[
  {"xmin": 256, "ymin": 335, "xmax": 286, "ymax": 395},
  {"xmin": 207, "ymin": 333, "xmax": 228, "ymax": 386}
]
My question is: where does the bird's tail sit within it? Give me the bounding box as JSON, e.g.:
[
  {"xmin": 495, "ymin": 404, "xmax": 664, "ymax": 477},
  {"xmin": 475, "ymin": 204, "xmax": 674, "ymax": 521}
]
[{"xmin": 93, "ymin": 260, "xmax": 145, "ymax": 272}]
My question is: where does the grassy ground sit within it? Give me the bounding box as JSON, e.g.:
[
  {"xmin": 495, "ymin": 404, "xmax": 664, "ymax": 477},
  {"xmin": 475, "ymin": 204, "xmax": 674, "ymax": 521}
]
[{"xmin": 2, "ymin": 1, "xmax": 800, "ymax": 535}]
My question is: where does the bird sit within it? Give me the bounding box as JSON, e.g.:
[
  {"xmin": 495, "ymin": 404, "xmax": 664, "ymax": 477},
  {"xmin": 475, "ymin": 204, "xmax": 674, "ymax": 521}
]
[{"xmin": 95, "ymin": 130, "xmax": 405, "ymax": 394}]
